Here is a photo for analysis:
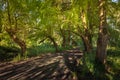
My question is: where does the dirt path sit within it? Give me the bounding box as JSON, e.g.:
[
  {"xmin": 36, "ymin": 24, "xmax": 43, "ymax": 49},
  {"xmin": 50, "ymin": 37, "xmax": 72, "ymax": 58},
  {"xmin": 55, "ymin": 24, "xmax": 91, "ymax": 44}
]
[{"xmin": 0, "ymin": 49, "xmax": 83, "ymax": 80}]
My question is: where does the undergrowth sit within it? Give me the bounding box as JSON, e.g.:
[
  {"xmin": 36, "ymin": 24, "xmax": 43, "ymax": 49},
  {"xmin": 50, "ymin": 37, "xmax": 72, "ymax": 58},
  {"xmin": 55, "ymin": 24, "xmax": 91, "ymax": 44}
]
[
  {"xmin": 0, "ymin": 44, "xmax": 73, "ymax": 62},
  {"xmin": 79, "ymin": 47, "xmax": 120, "ymax": 80}
]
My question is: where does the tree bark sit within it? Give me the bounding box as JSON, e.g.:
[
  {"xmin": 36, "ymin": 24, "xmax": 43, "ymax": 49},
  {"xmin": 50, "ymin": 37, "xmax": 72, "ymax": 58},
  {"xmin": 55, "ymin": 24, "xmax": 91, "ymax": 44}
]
[
  {"xmin": 81, "ymin": 9, "xmax": 92, "ymax": 52},
  {"xmin": 6, "ymin": 29, "xmax": 26, "ymax": 56},
  {"xmin": 67, "ymin": 30, "xmax": 92, "ymax": 52},
  {"xmin": 96, "ymin": 0, "xmax": 108, "ymax": 64}
]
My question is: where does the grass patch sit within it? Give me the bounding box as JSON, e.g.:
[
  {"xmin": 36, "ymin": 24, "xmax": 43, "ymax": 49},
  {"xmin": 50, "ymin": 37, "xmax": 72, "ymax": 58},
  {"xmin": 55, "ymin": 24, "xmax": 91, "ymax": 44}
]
[
  {"xmin": 26, "ymin": 45, "xmax": 55, "ymax": 57},
  {"xmin": 26, "ymin": 44, "xmax": 73, "ymax": 57}
]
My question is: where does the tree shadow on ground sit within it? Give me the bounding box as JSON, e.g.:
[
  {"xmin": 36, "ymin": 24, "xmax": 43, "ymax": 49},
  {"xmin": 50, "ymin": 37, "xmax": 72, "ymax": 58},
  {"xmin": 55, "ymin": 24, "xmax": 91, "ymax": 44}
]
[
  {"xmin": 0, "ymin": 49, "xmax": 102, "ymax": 80},
  {"xmin": 62, "ymin": 50, "xmax": 94, "ymax": 80},
  {"xmin": 0, "ymin": 53, "xmax": 73, "ymax": 80}
]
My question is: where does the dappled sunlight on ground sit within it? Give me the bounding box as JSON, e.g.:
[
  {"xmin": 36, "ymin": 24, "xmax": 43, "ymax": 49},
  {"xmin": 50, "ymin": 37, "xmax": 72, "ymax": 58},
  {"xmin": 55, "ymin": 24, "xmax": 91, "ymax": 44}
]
[{"xmin": 0, "ymin": 49, "xmax": 83, "ymax": 80}]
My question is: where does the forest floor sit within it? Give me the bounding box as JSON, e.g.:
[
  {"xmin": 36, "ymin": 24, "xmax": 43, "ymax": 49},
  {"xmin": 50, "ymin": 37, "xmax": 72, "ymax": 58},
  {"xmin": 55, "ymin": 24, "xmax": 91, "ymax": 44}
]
[{"xmin": 0, "ymin": 48, "xmax": 86, "ymax": 80}]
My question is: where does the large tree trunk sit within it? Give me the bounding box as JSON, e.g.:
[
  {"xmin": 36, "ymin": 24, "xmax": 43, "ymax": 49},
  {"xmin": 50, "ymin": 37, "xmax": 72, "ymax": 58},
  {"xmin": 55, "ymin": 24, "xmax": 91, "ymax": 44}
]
[{"xmin": 96, "ymin": 0, "xmax": 108, "ymax": 64}]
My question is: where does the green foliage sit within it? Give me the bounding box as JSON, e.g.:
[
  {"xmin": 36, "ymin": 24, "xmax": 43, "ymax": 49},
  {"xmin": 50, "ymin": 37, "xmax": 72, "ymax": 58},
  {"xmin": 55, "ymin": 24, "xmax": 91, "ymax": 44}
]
[
  {"xmin": 80, "ymin": 47, "xmax": 120, "ymax": 80},
  {"xmin": 59, "ymin": 46, "xmax": 73, "ymax": 51},
  {"xmin": 26, "ymin": 43, "xmax": 56, "ymax": 57},
  {"xmin": 13, "ymin": 54, "xmax": 22, "ymax": 62},
  {"xmin": 26, "ymin": 43, "xmax": 73, "ymax": 57},
  {"xmin": 83, "ymin": 52, "xmax": 95, "ymax": 73},
  {"xmin": 93, "ymin": 60, "xmax": 109, "ymax": 80},
  {"xmin": 80, "ymin": 50, "xmax": 120, "ymax": 80},
  {"xmin": 0, "ymin": 46, "xmax": 20, "ymax": 61},
  {"xmin": 107, "ymin": 48, "xmax": 120, "ymax": 76},
  {"xmin": 107, "ymin": 49, "xmax": 120, "ymax": 80}
]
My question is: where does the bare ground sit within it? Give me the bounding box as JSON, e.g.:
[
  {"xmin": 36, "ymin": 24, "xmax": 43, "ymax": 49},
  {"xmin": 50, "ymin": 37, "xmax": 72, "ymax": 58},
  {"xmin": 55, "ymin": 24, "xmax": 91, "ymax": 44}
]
[{"xmin": 0, "ymin": 49, "xmax": 83, "ymax": 80}]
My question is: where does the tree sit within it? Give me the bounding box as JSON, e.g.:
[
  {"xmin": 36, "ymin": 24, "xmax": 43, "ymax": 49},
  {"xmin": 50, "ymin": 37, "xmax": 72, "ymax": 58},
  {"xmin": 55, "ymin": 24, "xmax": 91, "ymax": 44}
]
[
  {"xmin": 63, "ymin": 0, "xmax": 98, "ymax": 52},
  {"xmin": 1, "ymin": 0, "xmax": 27, "ymax": 56},
  {"xmin": 96, "ymin": 0, "xmax": 108, "ymax": 64}
]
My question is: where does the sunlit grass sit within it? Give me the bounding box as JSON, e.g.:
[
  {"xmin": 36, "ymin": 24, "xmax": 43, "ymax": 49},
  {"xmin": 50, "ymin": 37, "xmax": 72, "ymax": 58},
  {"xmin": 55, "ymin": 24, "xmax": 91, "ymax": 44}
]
[
  {"xmin": 12, "ymin": 53, "xmax": 28, "ymax": 62},
  {"xmin": 12, "ymin": 54, "xmax": 21, "ymax": 62}
]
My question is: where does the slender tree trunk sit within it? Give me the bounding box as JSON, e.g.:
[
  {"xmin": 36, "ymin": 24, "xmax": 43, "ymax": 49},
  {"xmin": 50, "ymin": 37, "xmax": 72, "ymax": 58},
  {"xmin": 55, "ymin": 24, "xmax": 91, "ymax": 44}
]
[
  {"xmin": 47, "ymin": 36, "xmax": 58, "ymax": 52},
  {"xmin": 71, "ymin": 38, "xmax": 77, "ymax": 46},
  {"xmin": 96, "ymin": 0, "xmax": 108, "ymax": 64},
  {"xmin": 68, "ymin": 29, "xmax": 71, "ymax": 46},
  {"xmin": 69, "ymin": 29, "xmax": 92, "ymax": 52},
  {"xmin": 81, "ymin": 9, "xmax": 92, "ymax": 52},
  {"xmin": 81, "ymin": 35, "xmax": 92, "ymax": 52},
  {"xmin": 60, "ymin": 28, "xmax": 66, "ymax": 47}
]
